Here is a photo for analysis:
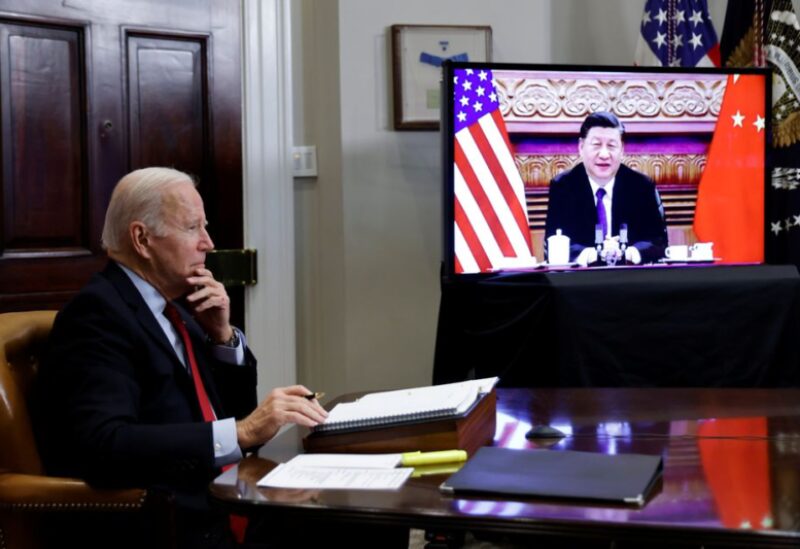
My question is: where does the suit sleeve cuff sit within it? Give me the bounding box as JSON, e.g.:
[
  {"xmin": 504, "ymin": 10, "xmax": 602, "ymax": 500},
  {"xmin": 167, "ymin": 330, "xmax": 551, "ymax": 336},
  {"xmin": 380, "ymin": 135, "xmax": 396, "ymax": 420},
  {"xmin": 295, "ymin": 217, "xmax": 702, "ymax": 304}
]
[
  {"xmin": 210, "ymin": 327, "xmax": 246, "ymax": 365},
  {"xmin": 212, "ymin": 417, "xmax": 243, "ymax": 467}
]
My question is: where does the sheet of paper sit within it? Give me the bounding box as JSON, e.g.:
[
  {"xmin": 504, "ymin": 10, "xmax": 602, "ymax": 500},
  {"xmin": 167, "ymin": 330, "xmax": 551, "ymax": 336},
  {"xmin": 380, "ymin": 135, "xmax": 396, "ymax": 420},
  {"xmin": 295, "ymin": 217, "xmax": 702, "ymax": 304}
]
[
  {"xmin": 257, "ymin": 463, "xmax": 412, "ymax": 490},
  {"xmin": 285, "ymin": 453, "xmax": 402, "ymax": 469}
]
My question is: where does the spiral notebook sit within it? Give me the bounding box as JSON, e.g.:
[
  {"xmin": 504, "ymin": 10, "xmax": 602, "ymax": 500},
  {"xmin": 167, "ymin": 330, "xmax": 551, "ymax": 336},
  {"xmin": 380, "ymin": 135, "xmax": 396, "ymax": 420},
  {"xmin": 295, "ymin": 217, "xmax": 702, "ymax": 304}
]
[{"xmin": 312, "ymin": 377, "xmax": 499, "ymax": 434}]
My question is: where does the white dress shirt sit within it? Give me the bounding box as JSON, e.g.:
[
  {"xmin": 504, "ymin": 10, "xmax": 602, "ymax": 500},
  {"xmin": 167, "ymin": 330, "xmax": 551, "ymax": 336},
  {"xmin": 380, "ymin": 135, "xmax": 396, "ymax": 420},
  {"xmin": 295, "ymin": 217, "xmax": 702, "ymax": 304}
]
[{"xmin": 588, "ymin": 176, "xmax": 615, "ymax": 238}]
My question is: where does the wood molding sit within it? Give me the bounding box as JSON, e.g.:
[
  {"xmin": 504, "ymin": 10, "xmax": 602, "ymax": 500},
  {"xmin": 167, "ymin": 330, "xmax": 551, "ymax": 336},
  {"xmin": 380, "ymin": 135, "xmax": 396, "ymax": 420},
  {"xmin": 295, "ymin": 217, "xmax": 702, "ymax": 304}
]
[{"xmin": 242, "ymin": 0, "xmax": 297, "ymax": 392}]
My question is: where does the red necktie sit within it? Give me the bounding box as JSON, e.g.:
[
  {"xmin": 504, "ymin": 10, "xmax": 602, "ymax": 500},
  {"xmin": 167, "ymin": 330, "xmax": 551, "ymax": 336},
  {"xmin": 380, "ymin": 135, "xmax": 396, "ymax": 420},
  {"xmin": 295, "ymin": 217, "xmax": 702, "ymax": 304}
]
[
  {"xmin": 163, "ymin": 303, "xmax": 247, "ymax": 543},
  {"xmin": 163, "ymin": 303, "xmax": 216, "ymax": 422}
]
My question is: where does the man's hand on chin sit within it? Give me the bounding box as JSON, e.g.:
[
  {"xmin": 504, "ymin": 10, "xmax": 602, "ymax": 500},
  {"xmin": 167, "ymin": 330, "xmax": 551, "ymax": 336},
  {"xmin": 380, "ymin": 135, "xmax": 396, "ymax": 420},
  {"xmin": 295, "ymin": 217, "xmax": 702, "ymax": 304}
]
[{"xmin": 184, "ymin": 267, "xmax": 233, "ymax": 343}]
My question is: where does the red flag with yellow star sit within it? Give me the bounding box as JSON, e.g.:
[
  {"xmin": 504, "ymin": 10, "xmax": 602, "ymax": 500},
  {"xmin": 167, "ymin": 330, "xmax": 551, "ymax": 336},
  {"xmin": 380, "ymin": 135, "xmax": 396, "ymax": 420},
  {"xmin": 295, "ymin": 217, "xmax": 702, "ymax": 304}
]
[{"xmin": 693, "ymin": 74, "xmax": 766, "ymax": 262}]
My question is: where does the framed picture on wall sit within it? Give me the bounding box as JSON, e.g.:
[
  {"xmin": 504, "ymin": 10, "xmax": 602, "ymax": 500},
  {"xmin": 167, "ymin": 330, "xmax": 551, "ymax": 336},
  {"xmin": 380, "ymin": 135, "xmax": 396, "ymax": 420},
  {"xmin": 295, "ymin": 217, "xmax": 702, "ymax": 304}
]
[{"xmin": 391, "ymin": 24, "xmax": 492, "ymax": 131}]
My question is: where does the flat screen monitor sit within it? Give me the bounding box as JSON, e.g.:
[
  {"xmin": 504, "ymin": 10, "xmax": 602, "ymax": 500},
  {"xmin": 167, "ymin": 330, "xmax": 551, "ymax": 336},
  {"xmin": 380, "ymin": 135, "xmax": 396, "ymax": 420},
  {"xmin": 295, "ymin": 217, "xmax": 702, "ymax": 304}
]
[{"xmin": 441, "ymin": 62, "xmax": 770, "ymax": 276}]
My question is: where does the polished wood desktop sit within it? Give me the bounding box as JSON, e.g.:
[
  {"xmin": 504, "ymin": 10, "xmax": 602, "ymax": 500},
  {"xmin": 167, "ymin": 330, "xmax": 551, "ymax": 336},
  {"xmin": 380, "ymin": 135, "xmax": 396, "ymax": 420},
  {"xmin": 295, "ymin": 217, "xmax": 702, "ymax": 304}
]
[{"xmin": 210, "ymin": 388, "xmax": 800, "ymax": 547}]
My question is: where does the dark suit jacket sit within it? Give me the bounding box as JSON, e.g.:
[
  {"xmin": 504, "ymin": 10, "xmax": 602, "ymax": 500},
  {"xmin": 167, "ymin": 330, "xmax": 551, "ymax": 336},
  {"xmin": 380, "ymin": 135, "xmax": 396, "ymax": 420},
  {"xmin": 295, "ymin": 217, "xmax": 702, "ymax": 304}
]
[
  {"xmin": 34, "ymin": 261, "xmax": 257, "ymax": 493},
  {"xmin": 544, "ymin": 163, "xmax": 668, "ymax": 263}
]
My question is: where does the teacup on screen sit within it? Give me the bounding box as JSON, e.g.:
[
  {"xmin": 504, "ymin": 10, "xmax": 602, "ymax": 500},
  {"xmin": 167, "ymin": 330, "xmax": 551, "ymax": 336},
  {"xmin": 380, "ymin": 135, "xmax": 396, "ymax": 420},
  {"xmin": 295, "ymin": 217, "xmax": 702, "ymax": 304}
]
[
  {"xmin": 664, "ymin": 245, "xmax": 689, "ymax": 261},
  {"xmin": 690, "ymin": 242, "xmax": 714, "ymax": 260}
]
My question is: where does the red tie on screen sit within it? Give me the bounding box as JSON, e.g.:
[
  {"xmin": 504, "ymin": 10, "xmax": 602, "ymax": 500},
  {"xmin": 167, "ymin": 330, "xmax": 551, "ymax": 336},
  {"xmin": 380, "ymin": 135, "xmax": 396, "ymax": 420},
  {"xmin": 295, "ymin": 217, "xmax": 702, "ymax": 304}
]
[{"xmin": 163, "ymin": 303, "xmax": 248, "ymax": 543}]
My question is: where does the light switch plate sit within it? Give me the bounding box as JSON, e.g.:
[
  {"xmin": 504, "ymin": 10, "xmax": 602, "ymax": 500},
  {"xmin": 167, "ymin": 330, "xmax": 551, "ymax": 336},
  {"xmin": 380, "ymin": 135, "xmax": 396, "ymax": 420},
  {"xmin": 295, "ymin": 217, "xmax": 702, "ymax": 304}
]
[{"xmin": 292, "ymin": 145, "xmax": 318, "ymax": 177}]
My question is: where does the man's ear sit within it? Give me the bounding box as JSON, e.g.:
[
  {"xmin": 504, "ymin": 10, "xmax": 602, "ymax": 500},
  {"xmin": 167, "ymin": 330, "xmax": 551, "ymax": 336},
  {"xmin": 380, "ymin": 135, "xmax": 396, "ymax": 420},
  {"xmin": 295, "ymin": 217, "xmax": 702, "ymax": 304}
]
[{"xmin": 130, "ymin": 222, "xmax": 152, "ymax": 259}]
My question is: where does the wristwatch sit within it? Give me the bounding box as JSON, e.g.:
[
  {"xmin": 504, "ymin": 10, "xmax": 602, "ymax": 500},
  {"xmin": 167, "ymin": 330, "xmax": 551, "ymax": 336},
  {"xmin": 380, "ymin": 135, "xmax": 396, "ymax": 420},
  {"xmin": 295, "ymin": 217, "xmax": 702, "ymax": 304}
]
[{"xmin": 212, "ymin": 329, "xmax": 240, "ymax": 348}]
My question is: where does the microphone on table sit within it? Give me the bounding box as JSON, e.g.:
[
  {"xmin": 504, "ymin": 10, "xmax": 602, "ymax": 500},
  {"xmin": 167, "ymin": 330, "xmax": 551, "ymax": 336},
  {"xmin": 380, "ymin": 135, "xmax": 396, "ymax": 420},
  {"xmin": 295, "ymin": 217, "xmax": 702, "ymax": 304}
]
[
  {"xmin": 594, "ymin": 224, "xmax": 604, "ymax": 265},
  {"xmin": 619, "ymin": 223, "xmax": 628, "ymax": 265}
]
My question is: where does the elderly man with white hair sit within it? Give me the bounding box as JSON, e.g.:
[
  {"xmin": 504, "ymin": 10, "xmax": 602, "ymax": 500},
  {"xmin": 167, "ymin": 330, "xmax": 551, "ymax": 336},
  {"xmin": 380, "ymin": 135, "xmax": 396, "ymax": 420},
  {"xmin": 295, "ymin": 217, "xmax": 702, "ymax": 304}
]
[{"xmin": 34, "ymin": 167, "xmax": 327, "ymax": 548}]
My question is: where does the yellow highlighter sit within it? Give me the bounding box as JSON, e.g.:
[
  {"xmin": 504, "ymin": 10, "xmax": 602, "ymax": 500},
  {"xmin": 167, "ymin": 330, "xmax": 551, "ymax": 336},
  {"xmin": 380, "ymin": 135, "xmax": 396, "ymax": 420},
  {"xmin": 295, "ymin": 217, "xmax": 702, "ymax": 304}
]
[
  {"xmin": 400, "ymin": 449, "xmax": 468, "ymax": 467},
  {"xmin": 411, "ymin": 462, "xmax": 465, "ymax": 478}
]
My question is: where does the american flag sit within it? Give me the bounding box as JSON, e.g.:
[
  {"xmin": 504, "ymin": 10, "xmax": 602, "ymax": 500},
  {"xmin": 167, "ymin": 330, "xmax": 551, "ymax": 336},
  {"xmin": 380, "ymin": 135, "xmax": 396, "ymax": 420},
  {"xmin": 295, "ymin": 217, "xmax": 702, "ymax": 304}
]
[
  {"xmin": 452, "ymin": 68, "xmax": 534, "ymax": 274},
  {"xmin": 635, "ymin": 0, "xmax": 721, "ymax": 67}
]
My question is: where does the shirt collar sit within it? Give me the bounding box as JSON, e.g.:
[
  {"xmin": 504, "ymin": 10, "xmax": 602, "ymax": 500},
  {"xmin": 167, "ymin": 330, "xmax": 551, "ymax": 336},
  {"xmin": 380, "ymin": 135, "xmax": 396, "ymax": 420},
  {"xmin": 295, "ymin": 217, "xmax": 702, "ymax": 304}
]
[
  {"xmin": 116, "ymin": 262, "xmax": 168, "ymax": 317},
  {"xmin": 588, "ymin": 174, "xmax": 615, "ymax": 201}
]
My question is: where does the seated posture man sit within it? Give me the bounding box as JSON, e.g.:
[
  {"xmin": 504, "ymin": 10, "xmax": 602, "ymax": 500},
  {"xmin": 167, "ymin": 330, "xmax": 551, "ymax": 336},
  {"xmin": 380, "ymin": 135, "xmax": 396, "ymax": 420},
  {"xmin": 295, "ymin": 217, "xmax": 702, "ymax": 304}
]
[
  {"xmin": 34, "ymin": 167, "xmax": 327, "ymax": 548},
  {"xmin": 544, "ymin": 111, "xmax": 668, "ymax": 266}
]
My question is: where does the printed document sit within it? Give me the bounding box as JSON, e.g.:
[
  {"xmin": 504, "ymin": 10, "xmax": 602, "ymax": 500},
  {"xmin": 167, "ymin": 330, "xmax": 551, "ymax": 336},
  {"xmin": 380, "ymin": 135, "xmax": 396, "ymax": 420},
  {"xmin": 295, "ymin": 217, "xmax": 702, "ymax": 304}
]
[{"xmin": 257, "ymin": 453, "xmax": 411, "ymax": 490}]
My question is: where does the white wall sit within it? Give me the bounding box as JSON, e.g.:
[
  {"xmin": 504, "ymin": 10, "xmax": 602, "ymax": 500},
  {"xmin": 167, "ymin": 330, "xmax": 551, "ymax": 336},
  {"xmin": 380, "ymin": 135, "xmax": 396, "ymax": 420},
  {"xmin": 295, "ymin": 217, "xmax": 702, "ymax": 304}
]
[{"xmin": 293, "ymin": 0, "xmax": 552, "ymax": 396}]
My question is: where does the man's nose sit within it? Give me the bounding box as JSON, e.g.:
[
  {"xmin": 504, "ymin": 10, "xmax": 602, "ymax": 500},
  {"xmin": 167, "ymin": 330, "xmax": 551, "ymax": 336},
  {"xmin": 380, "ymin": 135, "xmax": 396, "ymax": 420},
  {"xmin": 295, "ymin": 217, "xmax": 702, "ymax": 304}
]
[{"xmin": 200, "ymin": 227, "xmax": 214, "ymax": 251}]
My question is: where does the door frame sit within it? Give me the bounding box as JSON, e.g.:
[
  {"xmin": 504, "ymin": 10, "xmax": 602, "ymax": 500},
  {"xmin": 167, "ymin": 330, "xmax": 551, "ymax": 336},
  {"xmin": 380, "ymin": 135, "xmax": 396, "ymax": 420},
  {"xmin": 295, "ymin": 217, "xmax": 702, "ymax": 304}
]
[{"xmin": 242, "ymin": 0, "xmax": 296, "ymax": 395}]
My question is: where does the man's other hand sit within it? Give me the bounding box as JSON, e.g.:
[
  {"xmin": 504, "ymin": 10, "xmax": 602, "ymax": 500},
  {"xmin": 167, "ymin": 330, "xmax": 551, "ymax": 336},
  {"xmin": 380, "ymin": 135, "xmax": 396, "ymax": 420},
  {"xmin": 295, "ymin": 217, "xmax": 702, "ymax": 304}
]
[{"xmin": 236, "ymin": 385, "xmax": 328, "ymax": 448}]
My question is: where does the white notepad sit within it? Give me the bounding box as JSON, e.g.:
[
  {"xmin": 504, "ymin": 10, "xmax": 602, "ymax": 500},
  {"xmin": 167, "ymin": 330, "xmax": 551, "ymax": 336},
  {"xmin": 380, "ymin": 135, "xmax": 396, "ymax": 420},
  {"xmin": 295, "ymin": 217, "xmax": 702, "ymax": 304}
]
[{"xmin": 312, "ymin": 377, "xmax": 498, "ymax": 434}]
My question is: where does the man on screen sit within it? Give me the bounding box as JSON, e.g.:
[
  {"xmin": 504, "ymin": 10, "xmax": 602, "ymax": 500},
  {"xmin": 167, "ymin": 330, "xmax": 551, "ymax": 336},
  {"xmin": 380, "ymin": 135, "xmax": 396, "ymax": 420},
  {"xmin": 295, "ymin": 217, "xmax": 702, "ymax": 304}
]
[{"xmin": 544, "ymin": 111, "xmax": 668, "ymax": 265}]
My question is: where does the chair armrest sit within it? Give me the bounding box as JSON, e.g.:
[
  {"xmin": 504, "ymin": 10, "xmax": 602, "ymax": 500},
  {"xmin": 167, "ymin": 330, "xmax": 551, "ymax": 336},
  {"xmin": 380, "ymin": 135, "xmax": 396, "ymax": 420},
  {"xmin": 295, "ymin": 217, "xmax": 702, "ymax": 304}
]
[{"xmin": 0, "ymin": 472, "xmax": 146, "ymax": 511}]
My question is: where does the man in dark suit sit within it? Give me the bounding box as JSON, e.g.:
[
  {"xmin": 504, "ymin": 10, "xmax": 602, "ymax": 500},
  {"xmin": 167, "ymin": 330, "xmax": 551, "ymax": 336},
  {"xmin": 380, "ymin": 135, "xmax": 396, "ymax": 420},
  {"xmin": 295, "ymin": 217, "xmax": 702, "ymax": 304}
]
[
  {"xmin": 34, "ymin": 167, "xmax": 328, "ymax": 548},
  {"xmin": 544, "ymin": 111, "xmax": 667, "ymax": 265}
]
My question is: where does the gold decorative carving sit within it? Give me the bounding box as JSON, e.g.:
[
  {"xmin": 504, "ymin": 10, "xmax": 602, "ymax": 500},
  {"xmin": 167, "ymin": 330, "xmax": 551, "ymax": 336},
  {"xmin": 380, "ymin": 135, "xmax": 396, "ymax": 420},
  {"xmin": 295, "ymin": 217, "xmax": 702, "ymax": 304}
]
[
  {"xmin": 516, "ymin": 154, "xmax": 707, "ymax": 187},
  {"xmin": 495, "ymin": 73, "xmax": 726, "ymax": 123}
]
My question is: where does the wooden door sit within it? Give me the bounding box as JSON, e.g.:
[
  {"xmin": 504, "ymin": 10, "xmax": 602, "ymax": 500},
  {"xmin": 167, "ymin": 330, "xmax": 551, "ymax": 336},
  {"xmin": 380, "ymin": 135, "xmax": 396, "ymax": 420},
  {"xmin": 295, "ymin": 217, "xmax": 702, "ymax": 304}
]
[{"xmin": 0, "ymin": 0, "xmax": 243, "ymax": 319}]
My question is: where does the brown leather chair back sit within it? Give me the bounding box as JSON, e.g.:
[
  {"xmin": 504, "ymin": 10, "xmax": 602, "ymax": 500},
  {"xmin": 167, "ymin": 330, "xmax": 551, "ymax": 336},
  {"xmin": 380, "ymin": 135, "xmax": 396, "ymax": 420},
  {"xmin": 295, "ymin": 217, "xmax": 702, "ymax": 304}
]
[
  {"xmin": 0, "ymin": 311, "xmax": 173, "ymax": 549},
  {"xmin": 0, "ymin": 311, "xmax": 56, "ymax": 476}
]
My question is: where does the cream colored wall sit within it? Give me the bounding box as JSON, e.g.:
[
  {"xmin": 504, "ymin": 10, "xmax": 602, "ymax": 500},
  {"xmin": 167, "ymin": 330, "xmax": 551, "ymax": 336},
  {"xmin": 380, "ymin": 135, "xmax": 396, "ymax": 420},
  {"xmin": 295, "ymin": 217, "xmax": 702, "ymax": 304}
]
[
  {"xmin": 290, "ymin": 0, "xmax": 739, "ymax": 396},
  {"xmin": 292, "ymin": 0, "xmax": 551, "ymax": 396},
  {"xmin": 292, "ymin": 0, "xmax": 347, "ymax": 397}
]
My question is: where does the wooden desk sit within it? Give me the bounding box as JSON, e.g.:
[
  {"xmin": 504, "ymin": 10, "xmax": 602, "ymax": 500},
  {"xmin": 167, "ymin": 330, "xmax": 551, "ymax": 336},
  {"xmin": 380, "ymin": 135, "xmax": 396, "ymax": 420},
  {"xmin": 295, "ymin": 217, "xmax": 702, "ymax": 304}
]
[{"xmin": 210, "ymin": 388, "xmax": 800, "ymax": 547}]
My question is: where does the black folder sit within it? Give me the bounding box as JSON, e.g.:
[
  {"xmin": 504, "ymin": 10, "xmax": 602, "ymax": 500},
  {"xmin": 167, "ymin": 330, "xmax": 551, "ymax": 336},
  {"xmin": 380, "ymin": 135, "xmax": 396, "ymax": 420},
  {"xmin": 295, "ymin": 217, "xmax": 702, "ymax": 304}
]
[{"xmin": 440, "ymin": 447, "xmax": 663, "ymax": 505}]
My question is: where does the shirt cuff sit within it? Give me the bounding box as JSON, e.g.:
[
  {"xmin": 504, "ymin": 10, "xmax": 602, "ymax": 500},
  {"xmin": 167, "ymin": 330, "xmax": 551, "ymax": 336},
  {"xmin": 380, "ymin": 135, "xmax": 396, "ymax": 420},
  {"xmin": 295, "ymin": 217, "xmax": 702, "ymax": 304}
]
[
  {"xmin": 212, "ymin": 417, "xmax": 243, "ymax": 468},
  {"xmin": 211, "ymin": 327, "xmax": 246, "ymax": 365}
]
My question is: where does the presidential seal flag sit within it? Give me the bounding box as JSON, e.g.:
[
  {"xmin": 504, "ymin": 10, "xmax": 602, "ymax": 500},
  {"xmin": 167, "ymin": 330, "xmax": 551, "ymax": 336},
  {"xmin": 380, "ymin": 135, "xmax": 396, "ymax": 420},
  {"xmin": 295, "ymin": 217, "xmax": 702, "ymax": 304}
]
[
  {"xmin": 721, "ymin": 0, "xmax": 800, "ymax": 267},
  {"xmin": 452, "ymin": 68, "xmax": 534, "ymax": 274},
  {"xmin": 766, "ymin": 1, "xmax": 800, "ymax": 149},
  {"xmin": 635, "ymin": 0, "xmax": 721, "ymax": 67}
]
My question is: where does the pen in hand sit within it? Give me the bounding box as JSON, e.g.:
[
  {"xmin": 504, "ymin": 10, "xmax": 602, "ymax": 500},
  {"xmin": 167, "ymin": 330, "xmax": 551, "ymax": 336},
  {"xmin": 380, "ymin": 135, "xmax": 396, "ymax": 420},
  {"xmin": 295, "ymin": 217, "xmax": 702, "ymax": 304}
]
[{"xmin": 304, "ymin": 391, "xmax": 325, "ymax": 401}]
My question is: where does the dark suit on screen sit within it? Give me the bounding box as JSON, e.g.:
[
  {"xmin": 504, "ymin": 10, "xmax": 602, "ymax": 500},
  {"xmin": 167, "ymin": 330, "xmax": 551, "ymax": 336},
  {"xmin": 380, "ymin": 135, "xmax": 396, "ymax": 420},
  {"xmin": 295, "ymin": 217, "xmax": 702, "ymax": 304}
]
[
  {"xmin": 34, "ymin": 261, "xmax": 257, "ymax": 546},
  {"xmin": 544, "ymin": 162, "xmax": 668, "ymax": 263}
]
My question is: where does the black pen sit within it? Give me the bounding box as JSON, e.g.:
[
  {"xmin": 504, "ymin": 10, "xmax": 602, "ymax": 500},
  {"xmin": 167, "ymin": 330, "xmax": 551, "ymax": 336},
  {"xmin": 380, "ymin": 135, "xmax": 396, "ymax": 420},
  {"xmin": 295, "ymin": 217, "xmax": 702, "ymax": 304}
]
[{"xmin": 304, "ymin": 391, "xmax": 325, "ymax": 401}]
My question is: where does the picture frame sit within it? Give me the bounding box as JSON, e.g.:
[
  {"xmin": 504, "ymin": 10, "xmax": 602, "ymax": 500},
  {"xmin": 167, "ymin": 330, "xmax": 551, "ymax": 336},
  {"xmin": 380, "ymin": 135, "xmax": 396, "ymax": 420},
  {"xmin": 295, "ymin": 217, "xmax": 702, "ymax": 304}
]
[{"xmin": 391, "ymin": 24, "xmax": 492, "ymax": 131}]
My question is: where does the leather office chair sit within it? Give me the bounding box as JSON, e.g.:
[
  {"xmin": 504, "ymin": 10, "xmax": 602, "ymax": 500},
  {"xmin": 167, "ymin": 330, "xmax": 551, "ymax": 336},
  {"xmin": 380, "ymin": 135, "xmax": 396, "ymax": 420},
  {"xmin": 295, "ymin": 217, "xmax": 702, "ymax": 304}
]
[{"xmin": 0, "ymin": 311, "xmax": 173, "ymax": 549}]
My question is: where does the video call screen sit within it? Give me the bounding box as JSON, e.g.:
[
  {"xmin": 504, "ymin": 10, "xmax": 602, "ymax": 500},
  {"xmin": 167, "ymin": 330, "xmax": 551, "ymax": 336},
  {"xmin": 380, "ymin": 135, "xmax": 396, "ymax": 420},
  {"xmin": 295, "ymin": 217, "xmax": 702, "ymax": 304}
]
[{"xmin": 442, "ymin": 62, "xmax": 769, "ymax": 276}]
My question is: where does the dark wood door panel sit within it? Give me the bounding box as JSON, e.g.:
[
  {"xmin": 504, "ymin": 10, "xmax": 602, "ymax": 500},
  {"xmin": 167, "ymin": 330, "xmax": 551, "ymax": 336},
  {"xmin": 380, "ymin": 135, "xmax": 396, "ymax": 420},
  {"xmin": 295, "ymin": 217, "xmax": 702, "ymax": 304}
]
[
  {"xmin": 0, "ymin": 254, "xmax": 106, "ymax": 310},
  {"xmin": 127, "ymin": 32, "xmax": 211, "ymax": 205},
  {"xmin": 0, "ymin": 1, "xmax": 243, "ymax": 314},
  {"xmin": 0, "ymin": 20, "xmax": 88, "ymax": 255}
]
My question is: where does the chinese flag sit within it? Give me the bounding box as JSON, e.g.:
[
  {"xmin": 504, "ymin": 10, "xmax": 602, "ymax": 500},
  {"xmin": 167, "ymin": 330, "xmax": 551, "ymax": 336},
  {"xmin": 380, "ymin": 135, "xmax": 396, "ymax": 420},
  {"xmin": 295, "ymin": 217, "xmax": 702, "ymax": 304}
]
[
  {"xmin": 693, "ymin": 74, "xmax": 766, "ymax": 262},
  {"xmin": 698, "ymin": 418, "xmax": 772, "ymax": 530}
]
